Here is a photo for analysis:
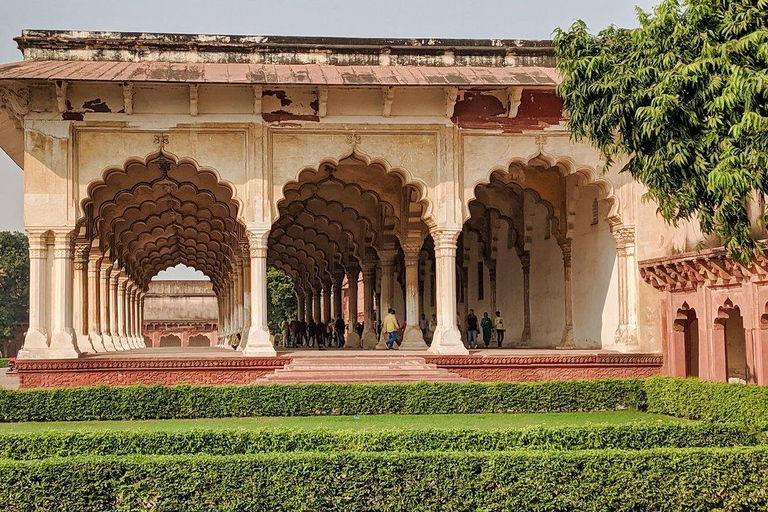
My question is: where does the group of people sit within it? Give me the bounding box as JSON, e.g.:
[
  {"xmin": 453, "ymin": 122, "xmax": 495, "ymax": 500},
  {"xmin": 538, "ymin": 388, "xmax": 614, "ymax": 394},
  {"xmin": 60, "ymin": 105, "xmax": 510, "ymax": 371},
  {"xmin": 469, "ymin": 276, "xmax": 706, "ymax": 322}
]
[
  {"xmin": 286, "ymin": 315, "xmax": 356, "ymax": 349},
  {"xmin": 463, "ymin": 310, "xmax": 505, "ymax": 349},
  {"xmin": 281, "ymin": 308, "xmax": 506, "ymax": 350}
]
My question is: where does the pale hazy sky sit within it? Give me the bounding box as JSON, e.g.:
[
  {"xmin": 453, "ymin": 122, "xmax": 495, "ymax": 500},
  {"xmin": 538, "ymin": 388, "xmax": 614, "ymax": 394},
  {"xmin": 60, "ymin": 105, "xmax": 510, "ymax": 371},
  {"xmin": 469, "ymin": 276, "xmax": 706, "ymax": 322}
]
[{"xmin": 0, "ymin": 0, "xmax": 655, "ymax": 279}]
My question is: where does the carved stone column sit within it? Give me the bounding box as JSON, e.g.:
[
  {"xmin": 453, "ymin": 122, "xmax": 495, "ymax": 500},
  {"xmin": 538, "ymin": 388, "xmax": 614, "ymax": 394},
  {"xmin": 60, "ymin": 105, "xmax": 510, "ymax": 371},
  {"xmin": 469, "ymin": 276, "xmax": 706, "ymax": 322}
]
[
  {"xmin": 240, "ymin": 228, "xmax": 276, "ymax": 356},
  {"xmin": 116, "ymin": 273, "xmax": 129, "ymax": 349},
  {"xmin": 376, "ymin": 249, "xmax": 398, "ymax": 349},
  {"xmin": 612, "ymin": 224, "xmax": 640, "ymax": 351},
  {"xmin": 487, "ymin": 259, "xmax": 498, "ymax": 346},
  {"xmin": 518, "ymin": 251, "xmax": 532, "ymax": 347},
  {"xmin": 332, "ymin": 275, "xmax": 343, "ymax": 321},
  {"xmin": 428, "ymin": 228, "xmax": 468, "ymax": 355},
  {"xmin": 401, "ymin": 244, "xmax": 428, "ymax": 350},
  {"xmin": 297, "ymin": 289, "xmax": 305, "ymax": 324},
  {"xmin": 345, "ymin": 266, "xmax": 361, "ymax": 349},
  {"xmin": 304, "ymin": 288, "xmax": 313, "ymax": 323},
  {"xmin": 18, "ymin": 232, "xmax": 50, "ymax": 358},
  {"xmin": 99, "ymin": 260, "xmax": 116, "ymax": 351},
  {"xmin": 86, "ymin": 253, "xmax": 105, "ymax": 351},
  {"xmin": 313, "ymin": 287, "xmax": 322, "ymax": 322},
  {"xmin": 49, "ymin": 232, "xmax": 80, "ymax": 358},
  {"xmin": 139, "ymin": 292, "xmax": 146, "ymax": 346},
  {"xmin": 557, "ymin": 240, "xmax": 576, "ymax": 349},
  {"xmin": 233, "ymin": 259, "xmax": 244, "ymax": 339},
  {"xmin": 322, "ymin": 280, "xmax": 332, "ymax": 323},
  {"xmin": 72, "ymin": 243, "xmax": 94, "ymax": 353},
  {"xmin": 241, "ymin": 248, "xmax": 252, "ymax": 330},
  {"xmin": 124, "ymin": 281, "xmax": 134, "ymax": 349},
  {"xmin": 361, "ymin": 261, "xmax": 378, "ymax": 349},
  {"xmin": 109, "ymin": 267, "xmax": 125, "ymax": 350}
]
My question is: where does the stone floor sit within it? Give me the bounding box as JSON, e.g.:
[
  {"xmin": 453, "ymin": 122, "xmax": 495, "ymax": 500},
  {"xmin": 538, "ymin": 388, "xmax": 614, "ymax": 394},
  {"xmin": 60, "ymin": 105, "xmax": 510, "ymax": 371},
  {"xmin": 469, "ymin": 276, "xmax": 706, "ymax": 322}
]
[{"xmin": 84, "ymin": 346, "xmax": 625, "ymax": 360}]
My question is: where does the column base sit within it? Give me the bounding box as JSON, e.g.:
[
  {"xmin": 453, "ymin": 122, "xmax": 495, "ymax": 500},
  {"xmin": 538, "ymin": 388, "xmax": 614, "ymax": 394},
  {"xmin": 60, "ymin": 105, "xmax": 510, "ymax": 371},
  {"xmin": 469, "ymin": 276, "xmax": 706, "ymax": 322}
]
[
  {"xmin": 516, "ymin": 327, "xmax": 531, "ymax": 348},
  {"xmin": 17, "ymin": 329, "xmax": 49, "ymax": 359},
  {"xmin": 239, "ymin": 326, "xmax": 277, "ymax": 356},
  {"xmin": 556, "ymin": 325, "xmax": 576, "ymax": 350},
  {"xmin": 76, "ymin": 333, "xmax": 95, "ymax": 354},
  {"xmin": 400, "ymin": 325, "xmax": 428, "ymax": 350},
  {"xmin": 119, "ymin": 336, "xmax": 130, "ymax": 350},
  {"xmin": 88, "ymin": 332, "xmax": 106, "ymax": 352},
  {"xmin": 101, "ymin": 333, "xmax": 117, "ymax": 351},
  {"xmin": 428, "ymin": 325, "xmax": 468, "ymax": 355},
  {"xmin": 362, "ymin": 329, "xmax": 378, "ymax": 350},
  {"xmin": 345, "ymin": 331, "xmax": 361, "ymax": 349},
  {"xmin": 49, "ymin": 331, "xmax": 81, "ymax": 359},
  {"xmin": 608, "ymin": 325, "xmax": 642, "ymax": 353}
]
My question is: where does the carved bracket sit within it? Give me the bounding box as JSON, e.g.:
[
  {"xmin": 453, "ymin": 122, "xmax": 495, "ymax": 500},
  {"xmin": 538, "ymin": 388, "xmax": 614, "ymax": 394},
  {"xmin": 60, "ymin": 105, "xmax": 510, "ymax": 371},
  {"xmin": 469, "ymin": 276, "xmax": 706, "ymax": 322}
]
[
  {"xmin": 381, "ymin": 86, "xmax": 395, "ymax": 117},
  {"xmin": 444, "ymin": 87, "xmax": 458, "ymax": 118},
  {"xmin": 0, "ymin": 85, "xmax": 30, "ymax": 129}
]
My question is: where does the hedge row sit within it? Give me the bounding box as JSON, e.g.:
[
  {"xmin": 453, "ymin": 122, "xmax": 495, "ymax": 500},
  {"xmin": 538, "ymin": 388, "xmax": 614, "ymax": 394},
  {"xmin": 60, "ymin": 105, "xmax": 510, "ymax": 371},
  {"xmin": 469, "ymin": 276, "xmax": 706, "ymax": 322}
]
[
  {"xmin": 1, "ymin": 448, "xmax": 767, "ymax": 511},
  {"xmin": 0, "ymin": 379, "xmax": 646, "ymax": 422},
  {"xmin": 646, "ymin": 376, "xmax": 768, "ymax": 424},
  {"xmin": 0, "ymin": 423, "xmax": 758, "ymax": 459},
  {"xmin": 0, "ymin": 359, "xmax": 8, "ymax": 369}
]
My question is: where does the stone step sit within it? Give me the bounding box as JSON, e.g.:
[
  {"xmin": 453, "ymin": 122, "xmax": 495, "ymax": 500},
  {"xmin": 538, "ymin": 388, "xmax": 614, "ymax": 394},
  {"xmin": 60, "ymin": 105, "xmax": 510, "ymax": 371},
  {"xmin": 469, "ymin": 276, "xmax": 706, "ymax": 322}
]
[{"xmin": 257, "ymin": 355, "xmax": 469, "ymax": 384}]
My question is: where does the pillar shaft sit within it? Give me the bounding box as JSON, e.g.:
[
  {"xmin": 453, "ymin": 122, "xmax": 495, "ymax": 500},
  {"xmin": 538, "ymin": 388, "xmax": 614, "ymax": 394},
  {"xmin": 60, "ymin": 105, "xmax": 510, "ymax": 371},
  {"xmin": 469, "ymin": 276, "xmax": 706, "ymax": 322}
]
[
  {"xmin": 557, "ymin": 240, "xmax": 576, "ymax": 349},
  {"xmin": 49, "ymin": 232, "xmax": 79, "ymax": 357},
  {"xmin": 428, "ymin": 228, "xmax": 467, "ymax": 355},
  {"xmin": 313, "ymin": 288, "xmax": 322, "ymax": 321},
  {"xmin": 346, "ymin": 268, "xmax": 361, "ymax": 348},
  {"xmin": 323, "ymin": 282, "xmax": 332, "ymax": 322},
  {"xmin": 519, "ymin": 251, "xmax": 531, "ymax": 347},
  {"xmin": 361, "ymin": 263, "xmax": 378, "ymax": 349},
  {"xmin": 612, "ymin": 225, "xmax": 640, "ymax": 351},
  {"xmin": 87, "ymin": 254, "xmax": 104, "ymax": 351},
  {"xmin": 19, "ymin": 233, "xmax": 49, "ymax": 357},
  {"xmin": 240, "ymin": 229, "xmax": 276, "ymax": 356},
  {"xmin": 401, "ymin": 246, "xmax": 427, "ymax": 350},
  {"xmin": 99, "ymin": 262, "xmax": 116, "ymax": 350}
]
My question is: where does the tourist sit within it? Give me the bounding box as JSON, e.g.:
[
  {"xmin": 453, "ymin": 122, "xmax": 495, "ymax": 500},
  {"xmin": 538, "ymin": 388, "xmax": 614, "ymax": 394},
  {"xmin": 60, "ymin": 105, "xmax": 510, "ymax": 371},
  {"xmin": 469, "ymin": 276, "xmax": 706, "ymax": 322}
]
[
  {"xmin": 494, "ymin": 311, "xmax": 505, "ymax": 348},
  {"xmin": 428, "ymin": 313, "xmax": 437, "ymax": 344},
  {"xmin": 315, "ymin": 319, "xmax": 326, "ymax": 350},
  {"xmin": 289, "ymin": 317, "xmax": 300, "ymax": 348},
  {"xmin": 382, "ymin": 308, "xmax": 399, "ymax": 350},
  {"xmin": 356, "ymin": 320, "xmax": 364, "ymax": 339},
  {"xmin": 334, "ymin": 315, "xmax": 345, "ymax": 347},
  {"xmin": 480, "ymin": 312, "xmax": 493, "ymax": 348},
  {"xmin": 298, "ymin": 319, "xmax": 307, "ymax": 346},
  {"xmin": 307, "ymin": 317, "xmax": 316, "ymax": 348},
  {"xmin": 419, "ymin": 313, "xmax": 429, "ymax": 338},
  {"xmin": 466, "ymin": 309, "xmax": 479, "ymax": 349}
]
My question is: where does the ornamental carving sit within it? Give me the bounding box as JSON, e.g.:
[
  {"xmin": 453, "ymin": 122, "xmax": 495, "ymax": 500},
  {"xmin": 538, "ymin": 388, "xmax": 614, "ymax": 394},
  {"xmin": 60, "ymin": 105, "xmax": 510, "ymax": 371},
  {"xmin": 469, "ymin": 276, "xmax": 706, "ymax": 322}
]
[
  {"xmin": 0, "ymin": 85, "xmax": 29, "ymax": 129},
  {"xmin": 639, "ymin": 246, "xmax": 768, "ymax": 291},
  {"xmin": 611, "ymin": 225, "xmax": 636, "ymax": 248}
]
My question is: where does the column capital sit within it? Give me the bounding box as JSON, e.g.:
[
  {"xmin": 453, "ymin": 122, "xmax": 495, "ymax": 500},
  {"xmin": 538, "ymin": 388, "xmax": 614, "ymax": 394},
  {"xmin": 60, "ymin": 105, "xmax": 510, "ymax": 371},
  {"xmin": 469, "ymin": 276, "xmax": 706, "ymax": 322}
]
[
  {"xmin": 610, "ymin": 223, "xmax": 635, "ymax": 249},
  {"xmin": 431, "ymin": 227, "xmax": 461, "ymax": 250},
  {"xmin": 377, "ymin": 248, "xmax": 399, "ymax": 265},
  {"xmin": 345, "ymin": 264, "xmax": 361, "ymax": 281}
]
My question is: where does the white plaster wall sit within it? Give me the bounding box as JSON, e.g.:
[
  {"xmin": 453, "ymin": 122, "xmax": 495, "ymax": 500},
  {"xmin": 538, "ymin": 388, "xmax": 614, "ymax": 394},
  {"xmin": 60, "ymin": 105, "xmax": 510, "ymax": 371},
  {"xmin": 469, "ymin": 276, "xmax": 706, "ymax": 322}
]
[
  {"xmin": 528, "ymin": 197, "xmax": 566, "ymax": 347},
  {"xmin": 495, "ymin": 223, "xmax": 524, "ymax": 340},
  {"xmin": 571, "ymin": 186, "xmax": 619, "ymax": 348}
]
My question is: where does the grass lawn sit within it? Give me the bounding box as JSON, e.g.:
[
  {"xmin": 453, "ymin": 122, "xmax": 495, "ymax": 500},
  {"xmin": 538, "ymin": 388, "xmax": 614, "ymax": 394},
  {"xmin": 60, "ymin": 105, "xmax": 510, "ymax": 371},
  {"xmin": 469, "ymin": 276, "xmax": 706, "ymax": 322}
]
[{"xmin": 0, "ymin": 410, "xmax": 687, "ymax": 433}]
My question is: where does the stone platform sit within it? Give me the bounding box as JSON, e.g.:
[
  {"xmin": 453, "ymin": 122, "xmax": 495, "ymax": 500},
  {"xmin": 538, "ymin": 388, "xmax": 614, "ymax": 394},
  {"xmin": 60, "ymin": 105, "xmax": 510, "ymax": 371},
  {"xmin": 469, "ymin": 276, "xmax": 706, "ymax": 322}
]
[{"xmin": 11, "ymin": 347, "xmax": 663, "ymax": 388}]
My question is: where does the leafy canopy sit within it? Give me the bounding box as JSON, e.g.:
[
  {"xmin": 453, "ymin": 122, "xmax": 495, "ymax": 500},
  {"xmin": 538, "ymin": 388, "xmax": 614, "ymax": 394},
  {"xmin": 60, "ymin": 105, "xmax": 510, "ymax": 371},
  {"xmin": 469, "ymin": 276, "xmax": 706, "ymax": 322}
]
[
  {"xmin": 267, "ymin": 267, "xmax": 297, "ymax": 339},
  {"xmin": 0, "ymin": 232, "xmax": 29, "ymax": 345},
  {"xmin": 554, "ymin": 0, "xmax": 768, "ymax": 262}
]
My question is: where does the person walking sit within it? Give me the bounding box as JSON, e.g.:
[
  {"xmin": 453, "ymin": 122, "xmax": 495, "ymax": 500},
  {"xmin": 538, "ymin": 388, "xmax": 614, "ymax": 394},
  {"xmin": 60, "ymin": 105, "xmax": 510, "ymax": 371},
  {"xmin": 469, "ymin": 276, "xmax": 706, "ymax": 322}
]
[
  {"xmin": 428, "ymin": 313, "xmax": 437, "ymax": 345},
  {"xmin": 307, "ymin": 317, "xmax": 316, "ymax": 348},
  {"xmin": 334, "ymin": 315, "xmax": 346, "ymax": 347},
  {"xmin": 419, "ymin": 313, "xmax": 429, "ymax": 338},
  {"xmin": 494, "ymin": 311, "xmax": 505, "ymax": 348},
  {"xmin": 382, "ymin": 308, "xmax": 399, "ymax": 350},
  {"xmin": 480, "ymin": 312, "xmax": 493, "ymax": 348},
  {"xmin": 466, "ymin": 309, "xmax": 479, "ymax": 349},
  {"xmin": 315, "ymin": 319, "xmax": 326, "ymax": 350}
]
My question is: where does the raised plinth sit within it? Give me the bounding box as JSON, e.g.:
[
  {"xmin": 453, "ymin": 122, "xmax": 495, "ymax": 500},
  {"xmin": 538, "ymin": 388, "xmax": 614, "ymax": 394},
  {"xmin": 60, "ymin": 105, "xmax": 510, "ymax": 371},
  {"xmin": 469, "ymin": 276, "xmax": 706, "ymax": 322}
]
[{"xmin": 12, "ymin": 348, "xmax": 663, "ymax": 388}]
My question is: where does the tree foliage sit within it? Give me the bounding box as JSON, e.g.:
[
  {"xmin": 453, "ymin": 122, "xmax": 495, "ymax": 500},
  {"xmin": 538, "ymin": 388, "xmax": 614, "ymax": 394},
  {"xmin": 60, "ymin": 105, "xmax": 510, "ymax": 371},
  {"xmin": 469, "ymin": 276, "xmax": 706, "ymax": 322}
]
[
  {"xmin": 554, "ymin": 0, "xmax": 768, "ymax": 262},
  {"xmin": 0, "ymin": 232, "xmax": 28, "ymax": 349},
  {"xmin": 267, "ymin": 267, "xmax": 297, "ymax": 338}
]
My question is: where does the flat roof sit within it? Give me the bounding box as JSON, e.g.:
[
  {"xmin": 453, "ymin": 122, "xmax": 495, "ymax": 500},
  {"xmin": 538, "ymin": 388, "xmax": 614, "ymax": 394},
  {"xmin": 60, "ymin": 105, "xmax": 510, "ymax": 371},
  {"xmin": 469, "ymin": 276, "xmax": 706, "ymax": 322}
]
[{"xmin": 16, "ymin": 29, "xmax": 554, "ymax": 56}]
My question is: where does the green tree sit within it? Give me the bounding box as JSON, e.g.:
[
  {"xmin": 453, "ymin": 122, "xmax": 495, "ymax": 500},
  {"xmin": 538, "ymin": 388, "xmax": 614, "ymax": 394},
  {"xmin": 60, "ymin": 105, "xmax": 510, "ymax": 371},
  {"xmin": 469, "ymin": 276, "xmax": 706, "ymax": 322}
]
[
  {"xmin": 554, "ymin": 0, "xmax": 768, "ymax": 262},
  {"xmin": 267, "ymin": 267, "xmax": 297, "ymax": 340},
  {"xmin": 0, "ymin": 232, "xmax": 28, "ymax": 355}
]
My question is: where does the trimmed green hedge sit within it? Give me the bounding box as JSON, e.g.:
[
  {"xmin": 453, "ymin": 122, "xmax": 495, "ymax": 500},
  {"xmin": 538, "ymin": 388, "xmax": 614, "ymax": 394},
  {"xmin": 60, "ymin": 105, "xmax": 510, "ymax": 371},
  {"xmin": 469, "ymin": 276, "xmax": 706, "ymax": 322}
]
[
  {"xmin": 1, "ymin": 448, "xmax": 767, "ymax": 511},
  {"xmin": 0, "ymin": 359, "xmax": 8, "ymax": 369},
  {"xmin": 0, "ymin": 423, "xmax": 758, "ymax": 459},
  {"xmin": 646, "ymin": 376, "xmax": 768, "ymax": 424},
  {"xmin": 0, "ymin": 379, "xmax": 646, "ymax": 422}
]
